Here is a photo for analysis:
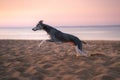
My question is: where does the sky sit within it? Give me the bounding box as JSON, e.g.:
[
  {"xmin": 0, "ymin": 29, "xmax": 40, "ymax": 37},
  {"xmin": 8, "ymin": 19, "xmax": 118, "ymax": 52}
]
[{"xmin": 0, "ymin": 0, "xmax": 120, "ymax": 27}]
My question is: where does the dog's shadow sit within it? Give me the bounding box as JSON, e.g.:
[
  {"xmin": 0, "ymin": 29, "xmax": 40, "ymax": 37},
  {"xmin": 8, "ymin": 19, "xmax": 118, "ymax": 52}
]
[{"xmin": 90, "ymin": 53, "xmax": 106, "ymax": 57}]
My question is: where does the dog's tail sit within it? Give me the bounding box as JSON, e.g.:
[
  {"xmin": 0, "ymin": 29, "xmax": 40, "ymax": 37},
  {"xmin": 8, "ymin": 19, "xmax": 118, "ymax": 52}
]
[
  {"xmin": 82, "ymin": 40, "xmax": 94, "ymax": 47},
  {"xmin": 82, "ymin": 41, "xmax": 87, "ymax": 44}
]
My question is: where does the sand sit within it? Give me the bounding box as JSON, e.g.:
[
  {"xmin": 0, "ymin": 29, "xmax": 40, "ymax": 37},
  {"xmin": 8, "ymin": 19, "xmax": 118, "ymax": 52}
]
[{"xmin": 0, "ymin": 40, "xmax": 120, "ymax": 80}]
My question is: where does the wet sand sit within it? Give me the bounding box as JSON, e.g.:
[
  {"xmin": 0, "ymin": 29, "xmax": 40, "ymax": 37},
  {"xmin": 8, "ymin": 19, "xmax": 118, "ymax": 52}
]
[{"xmin": 0, "ymin": 40, "xmax": 120, "ymax": 80}]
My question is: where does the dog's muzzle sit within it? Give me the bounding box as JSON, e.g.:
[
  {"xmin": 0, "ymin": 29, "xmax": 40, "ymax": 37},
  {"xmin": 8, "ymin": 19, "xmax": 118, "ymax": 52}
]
[{"xmin": 32, "ymin": 28, "xmax": 37, "ymax": 31}]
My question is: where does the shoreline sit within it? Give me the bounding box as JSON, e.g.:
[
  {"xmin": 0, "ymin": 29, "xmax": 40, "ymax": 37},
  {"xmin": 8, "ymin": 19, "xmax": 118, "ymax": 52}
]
[{"xmin": 0, "ymin": 39, "xmax": 120, "ymax": 41}]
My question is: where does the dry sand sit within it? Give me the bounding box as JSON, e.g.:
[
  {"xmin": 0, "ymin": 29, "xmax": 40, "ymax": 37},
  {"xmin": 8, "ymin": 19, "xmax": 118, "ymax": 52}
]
[{"xmin": 0, "ymin": 40, "xmax": 120, "ymax": 80}]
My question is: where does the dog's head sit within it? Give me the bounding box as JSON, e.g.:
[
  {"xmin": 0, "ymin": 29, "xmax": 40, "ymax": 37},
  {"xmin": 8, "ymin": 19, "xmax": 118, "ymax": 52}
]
[{"xmin": 32, "ymin": 20, "xmax": 44, "ymax": 31}]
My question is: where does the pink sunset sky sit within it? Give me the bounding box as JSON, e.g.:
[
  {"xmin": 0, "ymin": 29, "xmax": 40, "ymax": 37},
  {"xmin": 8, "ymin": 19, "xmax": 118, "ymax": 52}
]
[{"xmin": 0, "ymin": 0, "xmax": 120, "ymax": 27}]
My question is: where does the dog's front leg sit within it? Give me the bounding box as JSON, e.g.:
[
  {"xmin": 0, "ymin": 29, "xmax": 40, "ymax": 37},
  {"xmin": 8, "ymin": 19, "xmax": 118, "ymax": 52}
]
[
  {"xmin": 38, "ymin": 39, "xmax": 54, "ymax": 47},
  {"xmin": 46, "ymin": 40, "xmax": 54, "ymax": 42},
  {"xmin": 38, "ymin": 40, "xmax": 46, "ymax": 47}
]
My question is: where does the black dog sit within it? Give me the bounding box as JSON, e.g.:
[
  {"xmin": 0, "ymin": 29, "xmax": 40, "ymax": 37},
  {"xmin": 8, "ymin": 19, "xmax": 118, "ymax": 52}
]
[{"xmin": 32, "ymin": 20, "xmax": 87, "ymax": 56}]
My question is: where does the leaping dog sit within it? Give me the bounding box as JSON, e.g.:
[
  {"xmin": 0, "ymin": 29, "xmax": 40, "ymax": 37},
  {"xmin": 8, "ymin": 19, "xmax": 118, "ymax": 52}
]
[{"xmin": 32, "ymin": 20, "xmax": 87, "ymax": 56}]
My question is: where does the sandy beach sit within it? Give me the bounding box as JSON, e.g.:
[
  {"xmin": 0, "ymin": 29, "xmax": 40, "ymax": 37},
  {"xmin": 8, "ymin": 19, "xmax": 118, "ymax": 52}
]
[{"xmin": 0, "ymin": 40, "xmax": 120, "ymax": 80}]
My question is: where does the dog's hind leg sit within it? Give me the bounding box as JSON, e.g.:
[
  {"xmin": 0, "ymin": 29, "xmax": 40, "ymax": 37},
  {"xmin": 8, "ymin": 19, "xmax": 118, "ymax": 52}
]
[
  {"xmin": 75, "ymin": 46, "xmax": 82, "ymax": 56},
  {"xmin": 38, "ymin": 40, "xmax": 46, "ymax": 47},
  {"xmin": 75, "ymin": 46, "xmax": 88, "ymax": 56}
]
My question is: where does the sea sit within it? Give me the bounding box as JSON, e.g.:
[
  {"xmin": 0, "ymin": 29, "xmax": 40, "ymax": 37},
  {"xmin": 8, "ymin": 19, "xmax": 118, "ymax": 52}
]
[{"xmin": 0, "ymin": 25, "xmax": 120, "ymax": 40}]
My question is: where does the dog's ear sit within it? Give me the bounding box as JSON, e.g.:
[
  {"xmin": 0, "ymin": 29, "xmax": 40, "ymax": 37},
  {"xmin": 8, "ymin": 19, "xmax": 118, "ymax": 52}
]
[{"xmin": 39, "ymin": 20, "xmax": 43, "ymax": 24}]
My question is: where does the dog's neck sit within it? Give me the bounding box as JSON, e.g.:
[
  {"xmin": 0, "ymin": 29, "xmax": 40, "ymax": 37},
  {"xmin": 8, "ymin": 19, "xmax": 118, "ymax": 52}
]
[{"xmin": 42, "ymin": 24, "xmax": 56, "ymax": 34}]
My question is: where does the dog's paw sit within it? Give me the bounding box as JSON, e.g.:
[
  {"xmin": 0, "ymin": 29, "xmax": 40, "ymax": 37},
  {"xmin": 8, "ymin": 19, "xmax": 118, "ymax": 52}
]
[
  {"xmin": 75, "ymin": 54, "xmax": 81, "ymax": 57},
  {"xmin": 38, "ymin": 45, "xmax": 41, "ymax": 47}
]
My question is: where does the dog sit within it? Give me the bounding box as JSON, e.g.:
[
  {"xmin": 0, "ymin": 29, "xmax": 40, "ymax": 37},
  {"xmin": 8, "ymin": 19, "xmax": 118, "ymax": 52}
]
[{"xmin": 32, "ymin": 20, "xmax": 87, "ymax": 56}]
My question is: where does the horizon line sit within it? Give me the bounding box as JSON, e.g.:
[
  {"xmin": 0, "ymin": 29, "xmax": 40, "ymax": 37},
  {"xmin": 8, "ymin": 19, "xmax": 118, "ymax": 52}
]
[{"xmin": 0, "ymin": 24, "xmax": 120, "ymax": 28}]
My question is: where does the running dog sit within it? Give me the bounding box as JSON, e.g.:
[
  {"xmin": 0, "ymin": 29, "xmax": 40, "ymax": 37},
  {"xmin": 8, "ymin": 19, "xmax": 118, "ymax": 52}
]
[{"xmin": 32, "ymin": 20, "xmax": 87, "ymax": 56}]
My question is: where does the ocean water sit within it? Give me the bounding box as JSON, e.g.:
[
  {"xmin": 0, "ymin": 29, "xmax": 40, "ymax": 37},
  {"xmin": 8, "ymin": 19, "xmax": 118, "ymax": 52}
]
[{"xmin": 0, "ymin": 26, "xmax": 120, "ymax": 40}]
